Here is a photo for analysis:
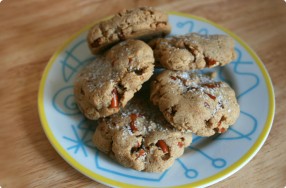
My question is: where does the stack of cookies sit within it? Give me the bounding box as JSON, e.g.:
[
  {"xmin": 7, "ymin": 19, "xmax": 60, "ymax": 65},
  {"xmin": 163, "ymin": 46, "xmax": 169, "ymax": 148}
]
[{"xmin": 74, "ymin": 7, "xmax": 240, "ymax": 173}]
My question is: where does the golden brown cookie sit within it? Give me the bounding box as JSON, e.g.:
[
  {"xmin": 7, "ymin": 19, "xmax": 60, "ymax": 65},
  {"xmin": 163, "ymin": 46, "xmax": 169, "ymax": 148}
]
[
  {"xmin": 74, "ymin": 40, "xmax": 154, "ymax": 120},
  {"xmin": 93, "ymin": 91, "xmax": 192, "ymax": 172},
  {"xmin": 150, "ymin": 70, "xmax": 240, "ymax": 136},
  {"xmin": 88, "ymin": 7, "xmax": 171, "ymax": 54},
  {"xmin": 149, "ymin": 33, "xmax": 236, "ymax": 71}
]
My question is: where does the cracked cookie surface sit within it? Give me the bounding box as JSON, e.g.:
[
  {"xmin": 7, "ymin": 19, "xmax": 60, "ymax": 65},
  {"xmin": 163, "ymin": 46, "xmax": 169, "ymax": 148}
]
[
  {"xmin": 150, "ymin": 70, "xmax": 240, "ymax": 136},
  {"xmin": 93, "ymin": 90, "xmax": 192, "ymax": 172},
  {"xmin": 149, "ymin": 33, "xmax": 236, "ymax": 71},
  {"xmin": 74, "ymin": 40, "xmax": 154, "ymax": 120},
  {"xmin": 88, "ymin": 7, "xmax": 171, "ymax": 54}
]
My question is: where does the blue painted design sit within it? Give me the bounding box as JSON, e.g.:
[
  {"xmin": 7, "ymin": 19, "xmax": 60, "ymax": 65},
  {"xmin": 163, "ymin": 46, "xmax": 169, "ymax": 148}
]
[
  {"xmin": 61, "ymin": 39, "xmax": 85, "ymax": 82},
  {"xmin": 232, "ymin": 48, "xmax": 260, "ymax": 99},
  {"xmin": 177, "ymin": 159, "xmax": 199, "ymax": 179},
  {"xmin": 60, "ymin": 39, "xmax": 96, "ymax": 82},
  {"xmin": 227, "ymin": 127, "xmax": 251, "ymax": 140},
  {"xmin": 176, "ymin": 21, "xmax": 209, "ymax": 35},
  {"xmin": 63, "ymin": 118, "xmax": 96, "ymax": 157},
  {"xmin": 189, "ymin": 146, "xmax": 227, "ymax": 168},
  {"xmin": 95, "ymin": 150, "xmax": 168, "ymax": 181},
  {"xmin": 63, "ymin": 125, "xmax": 88, "ymax": 157},
  {"xmin": 52, "ymin": 85, "xmax": 80, "ymax": 116}
]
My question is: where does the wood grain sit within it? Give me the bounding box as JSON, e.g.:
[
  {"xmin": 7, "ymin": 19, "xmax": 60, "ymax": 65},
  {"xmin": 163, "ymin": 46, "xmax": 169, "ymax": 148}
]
[{"xmin": 0, "ymin": 0, "xmax": 285, "ymax": 187}]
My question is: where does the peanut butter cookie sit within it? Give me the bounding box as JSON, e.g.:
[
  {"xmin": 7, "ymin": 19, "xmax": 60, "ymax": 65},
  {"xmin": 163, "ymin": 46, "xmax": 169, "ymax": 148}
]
[
  {"xmin": 88, "ymin": 7, "xmax": 171, "ymax": 54},
  {"xmin": 74, "ymin": 40, "xmax": 154, "ymax": 120},
  {"xmin": 93, "ymin": 91, "xmax": 192, "ymax": 172},
  {"xmin": 150, "ymin": 70, "xmax": 240, "ymax": 136},
  {"xmin": 149, "ymin": 33, "xmax": 236, "ymax": 71}
]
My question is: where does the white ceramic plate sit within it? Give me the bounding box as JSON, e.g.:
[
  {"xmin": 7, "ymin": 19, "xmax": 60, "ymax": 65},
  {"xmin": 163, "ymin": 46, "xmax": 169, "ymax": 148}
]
[{"xmin": 38, "ymin": 12, "xmax": 275, "ymax": 187}]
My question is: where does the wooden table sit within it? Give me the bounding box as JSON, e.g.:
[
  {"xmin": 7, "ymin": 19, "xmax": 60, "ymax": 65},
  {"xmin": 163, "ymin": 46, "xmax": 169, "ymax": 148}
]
[{"xmin": 1, "ymin": 0, "xmax": 285, "ymax": 187}]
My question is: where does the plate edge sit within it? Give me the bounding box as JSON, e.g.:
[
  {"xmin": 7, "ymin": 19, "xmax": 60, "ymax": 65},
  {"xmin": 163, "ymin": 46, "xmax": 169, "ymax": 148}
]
[{"xmin": 37, "ymin": 12, "xmax": 275, "ymax": 188}]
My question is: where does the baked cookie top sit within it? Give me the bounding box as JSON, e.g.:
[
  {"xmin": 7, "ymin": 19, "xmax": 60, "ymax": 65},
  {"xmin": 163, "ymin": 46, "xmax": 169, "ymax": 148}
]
[
  {"xmin": 93, "ymin": 91, "xmax": 192, "ymax": 172},
  {"xmin": 74, "ymin": 39, "xmax": 154, "ymax": 120},
  {"xmin": 149, "ymin": 33, "xmax": 236, "ymax": 71},
  {"xmin": 88, "ymin": 7, "xmax": 171, "ymax": 54},
  {"xmin": 150, "ymin": 70, "xmax": 240, "ymax": 136}
]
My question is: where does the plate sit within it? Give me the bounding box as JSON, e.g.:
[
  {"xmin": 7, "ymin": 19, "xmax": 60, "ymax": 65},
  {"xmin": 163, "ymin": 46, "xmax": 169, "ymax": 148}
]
[{"xmin": 38, "ymin": 12, "xmax": 275, "ymax": 187}]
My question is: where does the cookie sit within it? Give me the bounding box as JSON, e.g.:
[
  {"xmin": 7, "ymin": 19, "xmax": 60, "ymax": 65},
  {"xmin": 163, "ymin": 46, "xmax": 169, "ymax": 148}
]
[
  {"xmin": 88, "ymin": 7, "xmax": 171, "ymax": 54},
  {"xmin": 150, "ymin": 70, "xmax": 240, "ymax": 136},
  {"xmin": 149, "ymin": 33, "xmax": 236, "ymax": 71},
  {"xmin": 93, "ymin": 91, "xmax": 192, "ymax": 172},
  {"xmin": 74, "ymin": 39, "xmax": 154, "ymax": 120}
]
